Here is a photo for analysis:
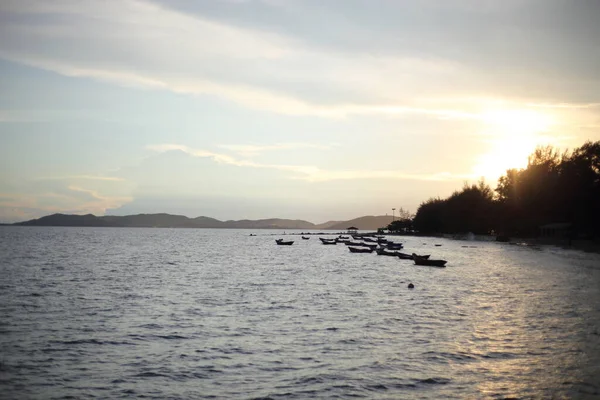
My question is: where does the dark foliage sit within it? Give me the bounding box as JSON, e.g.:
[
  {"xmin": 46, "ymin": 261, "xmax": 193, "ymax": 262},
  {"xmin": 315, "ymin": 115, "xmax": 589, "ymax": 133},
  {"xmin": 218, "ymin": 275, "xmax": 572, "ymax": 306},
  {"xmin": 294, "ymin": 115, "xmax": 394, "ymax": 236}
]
[{"xmin": 412, "ymin": 141, "xmax": 600, "ymax": 238}]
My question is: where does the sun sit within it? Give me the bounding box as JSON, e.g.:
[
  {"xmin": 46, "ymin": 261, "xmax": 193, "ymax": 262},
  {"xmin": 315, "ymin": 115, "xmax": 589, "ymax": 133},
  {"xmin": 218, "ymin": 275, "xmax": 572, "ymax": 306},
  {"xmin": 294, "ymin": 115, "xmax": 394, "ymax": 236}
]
[{"xmin": 472, "ymin": 109, "xmax": 555, "ymax": 182}]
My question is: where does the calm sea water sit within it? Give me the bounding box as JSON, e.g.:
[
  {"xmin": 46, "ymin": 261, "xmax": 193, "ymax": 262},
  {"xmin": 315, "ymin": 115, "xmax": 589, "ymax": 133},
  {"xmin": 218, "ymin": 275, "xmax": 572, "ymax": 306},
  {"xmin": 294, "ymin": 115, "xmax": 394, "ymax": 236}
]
[{"xmin": 1, "ymin": 227, "xmax": 600, "ymax": 399}]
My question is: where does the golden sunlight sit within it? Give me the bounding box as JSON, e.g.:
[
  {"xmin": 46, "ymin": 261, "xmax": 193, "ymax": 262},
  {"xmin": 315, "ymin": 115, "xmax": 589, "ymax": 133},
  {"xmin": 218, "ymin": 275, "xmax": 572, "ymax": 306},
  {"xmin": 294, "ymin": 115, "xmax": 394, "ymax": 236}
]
[
  {"xmin": 480, "ymin": 109, "xmax": 554, "ymax": 136},
  {"xmin": 472, "ymin": 109, "xmax": 556, "ymax": 182}
]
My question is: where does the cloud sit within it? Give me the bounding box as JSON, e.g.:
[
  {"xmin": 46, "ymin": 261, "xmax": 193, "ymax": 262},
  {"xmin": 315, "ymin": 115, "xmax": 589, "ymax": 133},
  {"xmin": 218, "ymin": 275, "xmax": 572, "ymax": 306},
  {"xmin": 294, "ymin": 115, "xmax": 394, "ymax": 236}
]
[
  {"xmin": 147, "ymin": 143, "xmax": 476, "ymax": 182},
  {"xmin": 149, "ymin": 0, "xmax": 600, "ymax": 102},
  {"xmin": 0, "ymin": 173, "xmax": 133, "ymax": 222},
  {"xmin": 217, "ymin": 142, "xmax": 332, "ymax": 157},
  {"xmin": 0, "ymin": 0, "xmax": 560, "ymax": 119},
  {"xmin": 526, "ymin": 102, "xmax": 600, "ymax": 110},
  {"xmin": 35, "ymin": 175, "xmax": 126, "ymax": 182},
  {"xmin": 146, "ymin": 143, "xmax": 320, "ymax": 174},
  {"xmin": 66, "ymin": 185, "xmax": 132, "ymax": 210}
]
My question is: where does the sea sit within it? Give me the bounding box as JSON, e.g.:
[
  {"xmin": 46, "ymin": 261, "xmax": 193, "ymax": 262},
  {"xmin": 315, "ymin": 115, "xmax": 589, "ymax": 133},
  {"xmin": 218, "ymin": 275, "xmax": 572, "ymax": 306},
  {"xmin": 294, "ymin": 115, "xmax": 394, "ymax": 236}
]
[{"xmin": 1, "ymin": 226, "xmax": 600, "ymax": 399}]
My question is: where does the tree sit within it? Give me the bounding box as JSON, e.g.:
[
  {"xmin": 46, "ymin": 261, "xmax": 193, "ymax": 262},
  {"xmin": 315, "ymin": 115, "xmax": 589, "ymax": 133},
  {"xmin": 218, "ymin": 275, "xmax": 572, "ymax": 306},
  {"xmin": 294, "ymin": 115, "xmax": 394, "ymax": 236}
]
[
  {"xmin": 413, "ymin": 197, "xmax": 445, "ymax": 234},
  {"xmin": 412, "ymin": 141, "xmax": 600, "ymax": 238},
  {"xmin": 388, "ymin": 218, "xmax": 412, "ymax": 233}
]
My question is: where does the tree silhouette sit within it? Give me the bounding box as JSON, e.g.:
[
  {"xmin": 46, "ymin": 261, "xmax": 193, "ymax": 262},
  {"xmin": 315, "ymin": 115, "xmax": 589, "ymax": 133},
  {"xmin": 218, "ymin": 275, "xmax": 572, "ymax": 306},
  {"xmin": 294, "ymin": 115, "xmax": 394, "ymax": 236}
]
[{"xmin": 412, "ymin": 141, "xmax": 600, "ymax": 238}]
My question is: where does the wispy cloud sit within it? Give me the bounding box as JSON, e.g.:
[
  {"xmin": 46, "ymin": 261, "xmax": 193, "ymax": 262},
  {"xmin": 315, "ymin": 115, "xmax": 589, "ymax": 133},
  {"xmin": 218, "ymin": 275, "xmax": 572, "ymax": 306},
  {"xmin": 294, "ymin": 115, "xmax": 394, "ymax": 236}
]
[
  {"xmin": 527, "ymin": 102, "xmax": 600, "ymax": 109},
  {"xmin": 67, "ymin": 185, "xmax": 131, "ymax": 205},
  {"xmin": 0, "ymin": 179, "xmax": 133, "ymax": 222},
  {"xmin": 35, "ymin": 175, "xmax": 126, "ymax": 182},
  {"xmin": 146, "ymin": 143, "xmax": 320, "ymax": 174},
  {"xmin": 217, "ymin": 142, "xmax": 332, "ymax": 157},
  {"xmin": 0, "ymin": 49, "xmax": 483, "ymax": 119},
  {"xmin": 579, "ymin": 124, "xmax": 600, "ymax": 130},
  {"xmin": 294, "ymin": 169, "xmax": 475, "ymax": 183},
  {"xmin": 0, "ymin": 0, "xmax": 499, "ymax": 119},
  {"xmin": 148, "ymin": 143, "xmax": 476, "ymax": 182}
]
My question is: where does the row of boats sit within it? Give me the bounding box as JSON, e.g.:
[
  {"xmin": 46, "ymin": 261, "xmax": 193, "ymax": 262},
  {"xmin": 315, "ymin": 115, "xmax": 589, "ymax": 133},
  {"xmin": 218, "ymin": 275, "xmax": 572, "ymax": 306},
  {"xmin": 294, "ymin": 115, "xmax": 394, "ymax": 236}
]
[{"xmin": 275, "ymin": 235, "xmax": 448, "ymax": 267}]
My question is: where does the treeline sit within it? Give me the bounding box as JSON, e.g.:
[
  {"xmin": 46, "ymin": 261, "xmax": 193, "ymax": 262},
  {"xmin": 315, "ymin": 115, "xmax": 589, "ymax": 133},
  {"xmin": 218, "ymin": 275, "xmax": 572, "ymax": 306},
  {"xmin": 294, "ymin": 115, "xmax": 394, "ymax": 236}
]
[{"xmin": 411, "ymin": 141, "xmax": 600, "ymax": 238}]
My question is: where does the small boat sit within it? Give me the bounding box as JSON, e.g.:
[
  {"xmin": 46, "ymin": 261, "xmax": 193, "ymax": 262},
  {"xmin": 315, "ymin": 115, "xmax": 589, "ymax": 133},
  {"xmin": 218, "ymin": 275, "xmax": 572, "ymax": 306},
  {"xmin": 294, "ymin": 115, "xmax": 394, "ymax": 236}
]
[
  {"xmin": 376, "ymin": 248, "xmax": 401, "ymax": 256},
  {"xmin": 302, "ymin": 236, "xmax": 310, "ymax": 240},
  {"xmin": 320, "ymin": 237, "xmax": 337, "ymax": 245},
  {"xmin": 348, "ymin": 246, "xmax": 374, "ymax": 253},
  {"xmin": 345, "ymin": 241, "xmax": 365, "ymax": 246},
  {"xmin": 319, "ymin": 237, "xmax": 337, "ymax": 244},
  {"xmin": 412, "ymin": 254, "xmax": 447, "ymax": 267},
  {"xmin": 353, "ymin": 243, "xmax": 379, "ymax": 249},
  {"xmin": 275, "ymin": 239, "xmax": 294, "ymax": 245},
  {"xmin": 397, "ymin": 252, "xmax": 414, "ymax": 260},
  {"xmin": 386, "ymin": 243, "xmax": 404, "ymax": 250},
  {"xmin": 397, "ymin": 252, "xmax": 430, "ymax": 260}
]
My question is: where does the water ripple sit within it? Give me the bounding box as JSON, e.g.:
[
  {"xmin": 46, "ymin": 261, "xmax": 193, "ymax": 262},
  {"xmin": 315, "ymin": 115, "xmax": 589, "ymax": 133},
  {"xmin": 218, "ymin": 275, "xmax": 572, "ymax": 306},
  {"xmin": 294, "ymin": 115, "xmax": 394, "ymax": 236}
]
[{"xmin": 1, "ymin": 226, "xmax": 599, "ymax": 399}]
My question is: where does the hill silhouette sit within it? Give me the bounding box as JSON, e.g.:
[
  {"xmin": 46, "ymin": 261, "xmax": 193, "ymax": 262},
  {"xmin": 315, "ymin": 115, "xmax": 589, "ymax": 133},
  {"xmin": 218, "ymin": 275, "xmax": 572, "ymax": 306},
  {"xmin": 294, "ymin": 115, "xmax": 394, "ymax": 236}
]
[
  {"xmin": 13, "ymin": 213, "xmax": 392, "ymax": 230},
  {"xmin": 323, "ymin": 215, "xmax": 394, "ymax": 231}
]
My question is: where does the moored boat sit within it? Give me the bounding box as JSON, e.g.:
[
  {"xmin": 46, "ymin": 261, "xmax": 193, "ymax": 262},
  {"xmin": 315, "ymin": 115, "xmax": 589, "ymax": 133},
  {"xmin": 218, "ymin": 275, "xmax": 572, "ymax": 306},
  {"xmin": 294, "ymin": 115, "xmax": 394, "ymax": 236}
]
[
  {"xmin": 320, "ymin": 238, "xmax": 337, "ymax": 245},
  {"xmin": 319, "ymin": 237, "xmax": 336, "ymax": 243},
  {"xmin": 376, "ymin": 248, "xmax": 401, "ymax": 256},
  {"xmin": 386, "ymin": 243, "xmax": 404, "ymax": 250},
  {"xmin": 348, "ymin": 246, "xmax": 374, "ymax": 253},
  {"xmin": 412, "ymin": 253, "xmax": 447, "ymax": 267},
  {"xmin": 275, "ymin": 239, "xmax": 294, "ymax": 245},
  {"xmin": 397, "ymin": 252, "xmax": 430, "ymax": 260},
  {"xmin": 302, "ymin": 236, "xmax": 310, "ymax": 240}
]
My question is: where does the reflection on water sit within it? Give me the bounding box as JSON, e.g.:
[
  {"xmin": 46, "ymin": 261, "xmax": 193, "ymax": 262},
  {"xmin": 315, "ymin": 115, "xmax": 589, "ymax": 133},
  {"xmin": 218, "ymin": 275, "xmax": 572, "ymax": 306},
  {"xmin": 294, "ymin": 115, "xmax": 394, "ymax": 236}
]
[{"xmin": 1, "ymin": 227, "xmax": 599, "ymax": 399}]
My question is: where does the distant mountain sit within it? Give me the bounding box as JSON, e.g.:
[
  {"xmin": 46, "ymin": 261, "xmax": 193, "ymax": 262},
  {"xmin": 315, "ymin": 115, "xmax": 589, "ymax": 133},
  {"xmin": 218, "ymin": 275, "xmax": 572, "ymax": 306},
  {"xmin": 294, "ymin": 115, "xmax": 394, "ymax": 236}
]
[
  {"xmin": 12, "ymin": 213, "xmax": 393, "ymax": 230},
  {"xmin": 221, "ymin": 218, "xmax": 315, "ymax": 229},
  {"xmin": 323, "ymin": 215, "xmax": 394, "ymax": 231},
  {"xmin": 101, "ymin": 213, "xmax": 208, "ymax": 228},
  {"xmin": 314, "ymin": 220, "xmax": 343, "ymax": 229},
  {"xmin": 17, "ymin": 213, "xmax": 112, "ymax": 227}
]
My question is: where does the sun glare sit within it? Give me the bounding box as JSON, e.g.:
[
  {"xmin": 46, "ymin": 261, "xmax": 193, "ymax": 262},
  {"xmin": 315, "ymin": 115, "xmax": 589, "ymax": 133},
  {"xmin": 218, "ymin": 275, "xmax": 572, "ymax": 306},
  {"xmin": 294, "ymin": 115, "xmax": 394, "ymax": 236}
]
[
  {"xmin": 473, "ymin": 109, "xmax": 556, "ymax": 182},
  {"xmin": 481, "ymin": 109, "xmax": 554, "ymax": 135}
]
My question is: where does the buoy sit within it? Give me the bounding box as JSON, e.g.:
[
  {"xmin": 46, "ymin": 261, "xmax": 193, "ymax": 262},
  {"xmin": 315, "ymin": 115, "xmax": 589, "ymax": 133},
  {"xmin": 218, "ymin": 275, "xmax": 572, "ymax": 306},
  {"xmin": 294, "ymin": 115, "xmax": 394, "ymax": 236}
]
[{"xmin": 408, "ymin": 283, "xmax": 414, "ymax": 289}]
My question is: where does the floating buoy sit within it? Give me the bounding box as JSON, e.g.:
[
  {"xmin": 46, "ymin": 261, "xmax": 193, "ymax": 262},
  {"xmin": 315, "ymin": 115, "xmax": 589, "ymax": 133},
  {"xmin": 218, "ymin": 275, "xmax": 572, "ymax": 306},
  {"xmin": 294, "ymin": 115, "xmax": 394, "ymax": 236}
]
[{"xmin": 408, "ymin": 283, "xmax": 414, "ymax": 289}]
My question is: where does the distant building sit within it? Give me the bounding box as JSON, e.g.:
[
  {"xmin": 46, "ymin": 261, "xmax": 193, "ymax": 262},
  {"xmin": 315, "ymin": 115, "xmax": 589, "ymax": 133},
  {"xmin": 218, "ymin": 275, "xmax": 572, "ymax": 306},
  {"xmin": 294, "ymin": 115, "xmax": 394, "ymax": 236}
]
[{"xmin": 347, "ymin": 226, "xmax": 358, "ymax": 234}]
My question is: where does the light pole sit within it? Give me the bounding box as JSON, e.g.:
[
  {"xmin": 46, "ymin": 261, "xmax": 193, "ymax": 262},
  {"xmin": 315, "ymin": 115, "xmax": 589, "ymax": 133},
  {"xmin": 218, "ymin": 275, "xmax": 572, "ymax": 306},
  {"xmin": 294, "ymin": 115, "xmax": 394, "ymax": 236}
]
[{"xmin": 392, "ymin": 208, "xmax": 395, "ymax": 222}]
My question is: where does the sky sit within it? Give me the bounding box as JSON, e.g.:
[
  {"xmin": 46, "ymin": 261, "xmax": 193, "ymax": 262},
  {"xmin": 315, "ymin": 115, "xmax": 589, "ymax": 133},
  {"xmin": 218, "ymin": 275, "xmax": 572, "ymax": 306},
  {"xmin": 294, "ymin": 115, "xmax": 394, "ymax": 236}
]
[{"xmin": 1, "ymin": 0, "xmax": 599, "ymax": 223}]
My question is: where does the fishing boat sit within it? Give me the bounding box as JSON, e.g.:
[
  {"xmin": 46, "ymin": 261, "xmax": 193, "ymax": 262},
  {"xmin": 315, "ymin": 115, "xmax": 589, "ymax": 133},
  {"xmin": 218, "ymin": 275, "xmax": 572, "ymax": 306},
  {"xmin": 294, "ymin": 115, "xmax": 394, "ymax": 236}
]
[
  {"xmin": 348, "ymin": 246, "xmax": 374, "ymax": 253},
  {"xmin": 386, "ymin": 243, "xmax": 404, "ymax": 250},
  {"xmin": 397, "ymin": 252, "xmax": 430, "ymax": 260},
  {"xmin": 302, "ymin": 236, "xmax": 310, "ymax": 240},
  {"xmin": 376, "ymin": 248, "xmax": 401, "ymax": 256},
  {"xmin": 345, "ymin": 241, "xmax": 365, "ymax": 246},
  {"xmin": 412, "ymin": 254, "xmax": 447, "ymax": 267},
  {"xmin": 319, "ymin": 237, "xmax": 337, "ymax": 244},
  {"xmin": 275, "ymin": 239, "xmax": 294, "ymax": 245}
]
